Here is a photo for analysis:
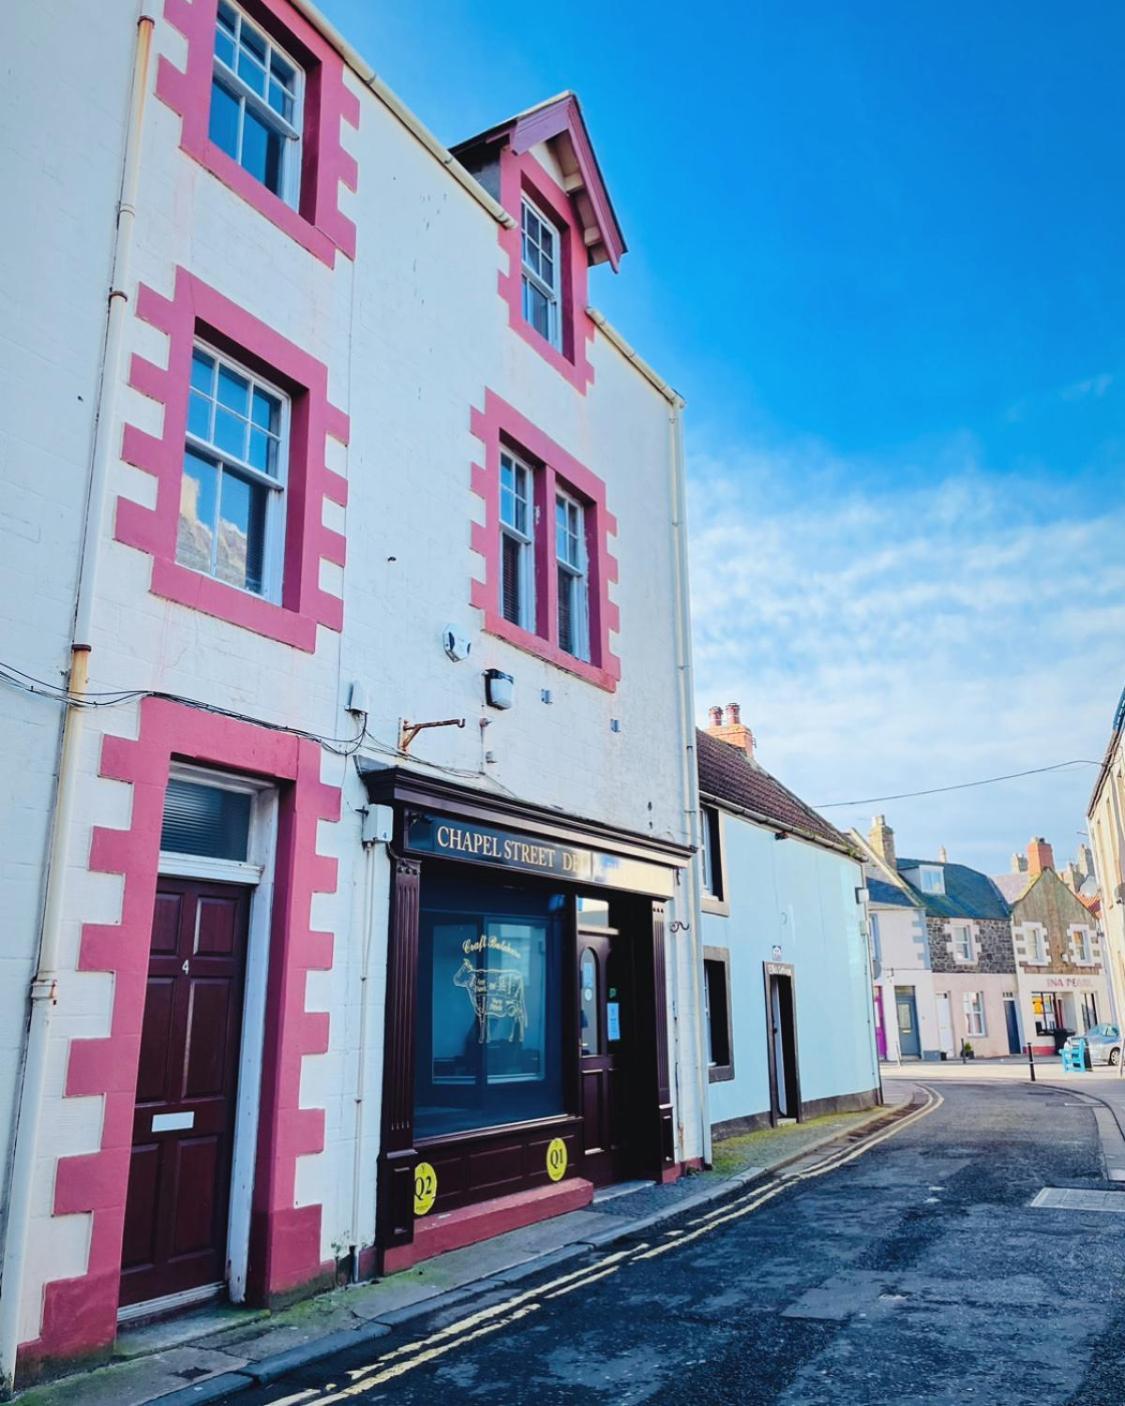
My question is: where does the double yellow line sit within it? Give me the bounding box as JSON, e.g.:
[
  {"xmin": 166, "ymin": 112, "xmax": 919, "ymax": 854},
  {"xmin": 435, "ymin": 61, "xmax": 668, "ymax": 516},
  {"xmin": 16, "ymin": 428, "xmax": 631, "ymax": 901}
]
[{"xmin": 266, "ymin": 1088, "xmax": 941, "ymax": 1404}]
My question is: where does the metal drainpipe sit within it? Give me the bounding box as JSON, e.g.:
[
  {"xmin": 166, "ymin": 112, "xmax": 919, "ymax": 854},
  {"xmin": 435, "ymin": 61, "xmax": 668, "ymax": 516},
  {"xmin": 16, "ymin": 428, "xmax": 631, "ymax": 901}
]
[
  {"xmin": 349, "ymin": 829, "xmax": 381, "ymax": 1281},
  {"xmin": 0, "ymin": 7, "xmax": 154, "ymax": 1392},
  {"xmin": 666, "ymin": 398, "xmax": 711, "ymax": 1170}
]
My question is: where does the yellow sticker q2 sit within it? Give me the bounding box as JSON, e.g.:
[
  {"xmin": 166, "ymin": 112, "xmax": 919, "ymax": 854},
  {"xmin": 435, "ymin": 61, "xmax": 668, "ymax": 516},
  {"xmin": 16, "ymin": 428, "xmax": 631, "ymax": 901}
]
[
  {"xmin": 545, "ymin": 1137, "xmax": 568, "ymax": 1183},
  {"xmin": 413, "ymin": 1161, "xmax": 438, "ymax": 1216}
]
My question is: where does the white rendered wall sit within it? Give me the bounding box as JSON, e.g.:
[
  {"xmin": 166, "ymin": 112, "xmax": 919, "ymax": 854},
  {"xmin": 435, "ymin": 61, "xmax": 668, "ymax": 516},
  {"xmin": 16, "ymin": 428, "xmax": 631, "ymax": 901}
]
[
  {"xmin": 702, "ymin": 812, "xmax": 878, "ymax": 1128},
  {"xmin": 872, "ymin": 905, "xmax": 941, "ymax": 1059},
  {"xmin": 0, "ymin": 0, "xmax": 137, "ymax": 1242},
  {"xmin": 7, "ymin": 0, "xmax": 701, "ymax": 1336}
]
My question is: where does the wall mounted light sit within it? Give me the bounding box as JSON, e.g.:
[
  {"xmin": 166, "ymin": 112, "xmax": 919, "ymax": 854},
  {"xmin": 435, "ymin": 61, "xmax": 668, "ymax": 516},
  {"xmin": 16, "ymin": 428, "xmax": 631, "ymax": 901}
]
[{"xmin": 484, "ymin": 669, "xmax": 514, "ymax": 710}]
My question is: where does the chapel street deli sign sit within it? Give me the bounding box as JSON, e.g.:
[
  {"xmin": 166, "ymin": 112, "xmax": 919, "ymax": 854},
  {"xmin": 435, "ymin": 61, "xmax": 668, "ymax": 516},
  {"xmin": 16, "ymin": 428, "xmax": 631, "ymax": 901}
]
[{"xmin": 405, "ymin": 814, "xmax": 675, "ymax": 896}]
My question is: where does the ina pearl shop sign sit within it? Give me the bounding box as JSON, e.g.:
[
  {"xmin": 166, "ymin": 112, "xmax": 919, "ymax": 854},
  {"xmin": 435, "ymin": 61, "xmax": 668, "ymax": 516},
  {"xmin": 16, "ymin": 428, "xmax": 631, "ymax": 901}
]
[{"xmin": 404, "ymin": 813, "xmax": 675, "ymax": 897}]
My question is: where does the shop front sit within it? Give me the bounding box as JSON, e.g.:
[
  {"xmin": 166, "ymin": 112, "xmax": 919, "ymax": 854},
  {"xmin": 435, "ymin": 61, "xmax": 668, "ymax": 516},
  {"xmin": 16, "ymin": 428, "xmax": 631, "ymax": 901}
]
[{"xmin": 360, "ymin": 767, "xmax": 690, "ymax": 1274}]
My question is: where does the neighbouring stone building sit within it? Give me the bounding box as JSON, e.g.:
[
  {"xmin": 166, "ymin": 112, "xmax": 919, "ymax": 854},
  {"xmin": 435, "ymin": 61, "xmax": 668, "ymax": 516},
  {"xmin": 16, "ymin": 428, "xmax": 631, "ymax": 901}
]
[{"xmin": 994, "ymin": 838, "xmax": 1113, "ymax": 1054}]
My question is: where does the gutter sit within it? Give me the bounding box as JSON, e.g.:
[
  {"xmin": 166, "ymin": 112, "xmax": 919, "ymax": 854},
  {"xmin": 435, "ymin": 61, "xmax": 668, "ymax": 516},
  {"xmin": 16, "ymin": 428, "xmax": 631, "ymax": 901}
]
[
  {"xmin": 587, "ymin": 308, "xmax": 682, "ymax": 406},
  {"xmin": 700, "ymin": 791, "xmax": 860, "ymax": 861},
  {"xmin": 286, "ymin": 0, "xmax": 514, "ymax": 230}
]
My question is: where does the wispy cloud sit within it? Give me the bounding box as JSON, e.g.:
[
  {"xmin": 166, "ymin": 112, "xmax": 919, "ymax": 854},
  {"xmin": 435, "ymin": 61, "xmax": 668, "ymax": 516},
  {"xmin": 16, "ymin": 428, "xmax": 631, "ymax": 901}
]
[{"xmin": 687, "ymin": 437, "xmax": 1125, "ymax": 873}]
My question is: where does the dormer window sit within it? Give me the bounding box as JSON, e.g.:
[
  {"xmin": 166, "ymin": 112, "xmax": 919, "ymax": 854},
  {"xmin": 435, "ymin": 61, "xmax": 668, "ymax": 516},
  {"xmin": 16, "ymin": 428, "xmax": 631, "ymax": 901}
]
[
  {"xmin": 521, "ymin": 198, "xmax": 562, "ymax": 350},
  {"xmin": 211, "ymin": 0, "xmax": 303, "ymax": 206},
  {"xmin": 919, "ymin": 865, "xmax": 945, "ymax": 895}
]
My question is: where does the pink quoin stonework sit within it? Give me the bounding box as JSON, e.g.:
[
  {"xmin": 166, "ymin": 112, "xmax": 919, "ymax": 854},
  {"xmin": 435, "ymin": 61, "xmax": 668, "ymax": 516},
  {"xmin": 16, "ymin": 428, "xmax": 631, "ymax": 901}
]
[
  {"xmin": 118, "ymin": 267, "xmax": 348, "ymax": 651},
  {"xmin": 19, "ymin": 698, "xmax": 340, "ymax": 1373},
  {"xmin": 470, "ymin": 389, "xmax": 621, "ymax": 691},
  {"xmin": 156, "ymin": 0, "xmax": 359, "ymax": 265}
]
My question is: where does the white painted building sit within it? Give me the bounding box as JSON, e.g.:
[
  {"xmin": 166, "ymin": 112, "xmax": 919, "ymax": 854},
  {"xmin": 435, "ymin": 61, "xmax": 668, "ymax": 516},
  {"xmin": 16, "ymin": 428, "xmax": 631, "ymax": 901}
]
[
  {"xmin": 697, "ymin": 712, "xmax": 881, "ymax": 1132},
  {"xmin": 0, "ymin": 0, "xmax": 703, "ymax": 1383},
  {"xmin": 850, "ymin": 824, "xmax": 941, "ymax": 1063}
]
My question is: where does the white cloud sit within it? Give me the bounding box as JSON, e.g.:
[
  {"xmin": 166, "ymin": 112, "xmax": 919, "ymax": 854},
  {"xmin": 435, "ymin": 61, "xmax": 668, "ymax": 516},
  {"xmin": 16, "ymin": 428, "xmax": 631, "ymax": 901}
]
[{"xmin": 687, "ymin": 437, "xmax": 1125, "ymax": 874}]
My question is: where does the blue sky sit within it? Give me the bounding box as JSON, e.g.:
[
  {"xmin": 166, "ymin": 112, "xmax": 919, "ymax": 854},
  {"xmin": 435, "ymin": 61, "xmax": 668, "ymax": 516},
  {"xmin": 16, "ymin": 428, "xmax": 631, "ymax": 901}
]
[{"xmin": 322, "ymin": 0, "xmax": 1125, "ymax": 874}]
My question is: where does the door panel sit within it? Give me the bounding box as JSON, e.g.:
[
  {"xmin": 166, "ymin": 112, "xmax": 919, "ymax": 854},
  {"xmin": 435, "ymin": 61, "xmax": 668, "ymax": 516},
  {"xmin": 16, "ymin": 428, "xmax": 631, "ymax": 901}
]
[
  {"xmin": 120, "ymin": 877, "xmax": 250, "ymax": 1309},
  {"xmin": 577, "ymin": 929, "xmax": 634, "ymax": 1185}
]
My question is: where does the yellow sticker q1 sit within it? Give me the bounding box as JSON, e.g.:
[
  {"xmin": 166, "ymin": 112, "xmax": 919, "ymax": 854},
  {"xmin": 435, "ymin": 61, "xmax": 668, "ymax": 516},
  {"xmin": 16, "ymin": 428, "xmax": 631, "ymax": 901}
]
[
  {"xmin": 414, "ymin": 1161, "xmax": 438, "ymax": 1216},
  {"xmin": 545, "ymin": 1137, "xmax": 568, "ymax": 1183}
]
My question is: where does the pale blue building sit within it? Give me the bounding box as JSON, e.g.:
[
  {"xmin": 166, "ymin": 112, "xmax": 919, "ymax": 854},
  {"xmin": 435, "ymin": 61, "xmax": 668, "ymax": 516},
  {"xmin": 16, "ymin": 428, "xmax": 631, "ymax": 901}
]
[{"xmin": 698, "ymin": 711, "xmax": 881, "ymax": 1130}]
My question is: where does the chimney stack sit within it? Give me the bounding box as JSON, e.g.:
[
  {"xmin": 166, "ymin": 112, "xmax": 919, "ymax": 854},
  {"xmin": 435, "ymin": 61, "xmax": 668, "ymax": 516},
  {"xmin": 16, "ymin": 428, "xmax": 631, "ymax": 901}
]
[
  {"xmin": 938, "ymin": 846, "xmax": 948, "ymax": 863},
  {"xmin": 1011, "ymin": 852, "xmax": 1028, "ymax": 873},
  {"xmin": 868, "ymin": 815, "xmax": 896, "ymax": 868},
  {"xmin": 1027, "ymin": 837, "xmax": 1055, "ymax": 877},
  {"xmin": 706, "ymin": 702, "xmax": 755, "ymax": 758}
]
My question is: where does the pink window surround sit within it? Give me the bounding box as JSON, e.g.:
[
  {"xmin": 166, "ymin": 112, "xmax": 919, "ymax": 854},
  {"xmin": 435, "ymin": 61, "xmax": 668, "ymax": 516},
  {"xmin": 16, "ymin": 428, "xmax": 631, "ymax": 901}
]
[
  {"xmin": 498, "ymin": 151, "xmax": 596, "ymax": 394},
  {"xmin": 19, "ymin": 698, "xmax": 340, "ymax": 1372},
  {"xmin": 470, "ymin": 389, "xmax": 621, "ymax": 691},
  {"xmin": 156, "ymin": 0, "xmax": 359, "ymax": 266},
  {"xmin": 118, "ymin": 267, "xmax": 348, "ymax": 651}
]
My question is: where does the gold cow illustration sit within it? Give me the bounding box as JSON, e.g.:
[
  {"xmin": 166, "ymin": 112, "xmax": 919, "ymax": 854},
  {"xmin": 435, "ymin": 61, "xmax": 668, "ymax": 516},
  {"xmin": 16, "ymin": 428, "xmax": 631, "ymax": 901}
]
[{"xmin": 453, "ymin": 959, "xmax": 528, "ymax": 1043}]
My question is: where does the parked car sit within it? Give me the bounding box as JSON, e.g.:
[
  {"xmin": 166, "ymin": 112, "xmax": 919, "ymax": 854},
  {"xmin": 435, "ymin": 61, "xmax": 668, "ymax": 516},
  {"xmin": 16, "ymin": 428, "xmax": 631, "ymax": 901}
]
[{"xmin": 1064, "ymin": 1024, "xmax": 1122, "ymax": 1067}]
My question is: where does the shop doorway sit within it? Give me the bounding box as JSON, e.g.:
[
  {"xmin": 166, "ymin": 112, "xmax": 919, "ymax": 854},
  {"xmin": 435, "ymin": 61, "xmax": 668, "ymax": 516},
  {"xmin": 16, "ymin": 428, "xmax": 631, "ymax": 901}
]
[
  {"xmin": 895, "ymin": 987, "xmax": 921, "ymax": 1058},
  {"xmin": 764, "ymin": 964, "xmax": 800, "ymax": 1123},
  {"xmin": 1003, "ymin": 995, "xmax": 1022, "ymax": 1054},
  {"xmin": 120, "ymin": 878, "xmax": 250, "ymax": 1310},
  {"xmin": 577, "ymin": 923, "xmax": 635, "ymax": 1185}
]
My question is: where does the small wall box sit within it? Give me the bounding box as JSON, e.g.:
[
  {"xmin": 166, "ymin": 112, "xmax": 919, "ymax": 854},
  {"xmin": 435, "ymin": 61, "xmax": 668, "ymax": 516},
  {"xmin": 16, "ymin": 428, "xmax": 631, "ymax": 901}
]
[{"xmin": 484, "ymin": 669, "xmax": 514, "ymax": 709}]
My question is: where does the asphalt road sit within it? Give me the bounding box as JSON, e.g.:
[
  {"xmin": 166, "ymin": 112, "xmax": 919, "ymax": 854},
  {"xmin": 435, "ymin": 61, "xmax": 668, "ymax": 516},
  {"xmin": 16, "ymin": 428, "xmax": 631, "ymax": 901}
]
[{"xmin": 234, "ymin": 1083, "xmax": 1125, "ymax": 1405}]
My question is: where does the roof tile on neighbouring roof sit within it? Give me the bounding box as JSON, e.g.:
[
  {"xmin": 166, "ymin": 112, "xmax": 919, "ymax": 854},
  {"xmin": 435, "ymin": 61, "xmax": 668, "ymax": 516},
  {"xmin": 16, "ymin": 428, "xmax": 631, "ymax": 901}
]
[
  {"xmin": 991, "ymin": 873, "xmax": 1034, "ymax": 904},
  {"xmin": 696, "ymin": 730, "xmax": 853, "ymax": 855}
]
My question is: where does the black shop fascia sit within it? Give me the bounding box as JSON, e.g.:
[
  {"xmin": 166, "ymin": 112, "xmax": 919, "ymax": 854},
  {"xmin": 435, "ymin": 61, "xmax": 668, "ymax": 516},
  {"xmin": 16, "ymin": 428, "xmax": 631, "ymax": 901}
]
[{"xmin": 357, "ymin": 764, "xmax": 691, "ymax": 1275}]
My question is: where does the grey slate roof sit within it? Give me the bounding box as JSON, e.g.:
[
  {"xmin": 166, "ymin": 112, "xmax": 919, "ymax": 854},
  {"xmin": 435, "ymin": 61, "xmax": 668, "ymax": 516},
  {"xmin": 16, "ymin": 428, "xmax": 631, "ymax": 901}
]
[
  {"xmin": 867, "ymin": 877, "xmax": 918, "ymax": 909},
  {"xmin": 696, "ymin": 730, "xmax": 854, "ymax": 856},
  {"xmin": 991, "ymin": 872, "xmax": 1033, "ymax": 904},
  {"xmin": 896, "ymin": 858, "xmax": 1011, "ymax": 920}
]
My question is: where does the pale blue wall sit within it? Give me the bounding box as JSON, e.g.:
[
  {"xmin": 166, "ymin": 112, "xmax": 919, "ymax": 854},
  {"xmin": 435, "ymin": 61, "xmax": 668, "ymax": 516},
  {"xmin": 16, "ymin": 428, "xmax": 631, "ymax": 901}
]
[{"xmin": 703, "ymin": 811, "xmax": 879, "ymax": 1127}]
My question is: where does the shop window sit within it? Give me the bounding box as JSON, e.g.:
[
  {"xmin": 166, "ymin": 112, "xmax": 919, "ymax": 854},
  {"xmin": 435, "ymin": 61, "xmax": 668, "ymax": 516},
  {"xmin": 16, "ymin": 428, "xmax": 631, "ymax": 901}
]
[
  {"xmin": 700, "ymin": 806, "xmax": 724, "ymax": 901},
  {"xmin": 703, "ymin": 947, "xmax": 733, "ymax": 1082},
  {"xmin": 415, "ymin": 877, "xmax": 566, "ymax": 1139},
  {"xmin": 1032, "ymin": 990, "xmax": 1059, "ymax": 1035}
]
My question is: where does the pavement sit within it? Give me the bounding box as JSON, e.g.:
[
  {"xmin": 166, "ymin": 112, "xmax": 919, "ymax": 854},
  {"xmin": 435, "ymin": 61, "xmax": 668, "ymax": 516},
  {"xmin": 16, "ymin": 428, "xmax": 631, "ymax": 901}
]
[
  {"xmin": 18, "ymin": 1085, "xmax": 918, "ymax": 1406},
  {"xmin": 179, "ymin": 1078, "xmax": 1125, "ymax": 1405}
]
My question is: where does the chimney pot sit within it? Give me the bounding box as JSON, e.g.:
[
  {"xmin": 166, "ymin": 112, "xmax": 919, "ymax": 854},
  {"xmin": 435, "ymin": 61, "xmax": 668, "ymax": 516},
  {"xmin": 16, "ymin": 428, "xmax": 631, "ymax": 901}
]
[
  {"xmin": 708, "ymin": 705, "xmax": 723, "ymax": 727},
  {"xmin": 938, "ymin": 846, "xmax": 948, "ymax": 863},
  {"xmin": 726, "ymin": 702, "xmax": 741, "ymax": 725}
]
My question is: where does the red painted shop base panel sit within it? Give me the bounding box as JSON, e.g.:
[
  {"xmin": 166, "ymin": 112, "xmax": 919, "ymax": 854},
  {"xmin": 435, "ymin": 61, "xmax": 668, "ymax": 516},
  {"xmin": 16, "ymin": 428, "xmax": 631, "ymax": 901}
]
[{"xmin": 384, "ymin": 1178, "xmax": 595, "ymax": 1274}]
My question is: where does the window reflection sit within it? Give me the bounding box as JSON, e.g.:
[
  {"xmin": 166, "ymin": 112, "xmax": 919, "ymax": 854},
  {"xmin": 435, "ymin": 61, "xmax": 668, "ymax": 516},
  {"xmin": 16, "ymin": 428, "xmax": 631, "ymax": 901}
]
[
  {"xmin": 415, "ymin": 878, "xmax": 565, "ymax": 1139},
  {"xmin": 580, "ymin": 948, "xmax": 600, "ymax": 1056}
]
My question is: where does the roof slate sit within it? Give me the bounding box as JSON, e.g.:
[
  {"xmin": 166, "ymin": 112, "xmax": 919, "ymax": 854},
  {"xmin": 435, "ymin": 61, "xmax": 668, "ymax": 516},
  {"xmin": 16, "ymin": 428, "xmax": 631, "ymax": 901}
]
[
  {"xmin": 991, "ymin": 872, "xmax": 1034, "ymax": 904},
  {"xmin": 867, "ymin": 877, "xmax": 918, "ymax": 909},
  {"xmin": 896, "ymin": 858, "xmax": 1011, "ymax": 920},
  {"xmin": 696, "ymin": 730, "xmax": 853, "ymax": 855}
]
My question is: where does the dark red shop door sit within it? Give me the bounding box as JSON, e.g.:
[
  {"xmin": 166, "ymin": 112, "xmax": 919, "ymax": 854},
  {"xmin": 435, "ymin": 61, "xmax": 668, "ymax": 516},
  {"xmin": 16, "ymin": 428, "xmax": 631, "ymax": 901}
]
[
  {"xmin": 120, "ymin": 878, "xmax": 250, "ymax": 1308},
  {"xmin": 577, "ymin": 931, "xmax": 635, "ymax": 1185}
]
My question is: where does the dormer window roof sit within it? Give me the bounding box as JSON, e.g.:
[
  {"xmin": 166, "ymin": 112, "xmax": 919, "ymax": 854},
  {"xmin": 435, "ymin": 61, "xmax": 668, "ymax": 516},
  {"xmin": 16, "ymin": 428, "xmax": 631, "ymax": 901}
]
[{"xmin": 452, "ymin": 91, "xmax": 627, "ymax": 271}]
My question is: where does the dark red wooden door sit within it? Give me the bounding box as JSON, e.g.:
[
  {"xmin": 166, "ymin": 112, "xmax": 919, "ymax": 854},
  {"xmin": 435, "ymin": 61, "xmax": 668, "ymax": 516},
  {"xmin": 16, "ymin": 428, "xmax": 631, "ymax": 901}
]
[
  {"xmin": 577, "ymin": 932, "xmax": 634, "ymax": 1185},
  {"xmin": 120, "ymin": 878, "xmax": 250, "ymax": 1308}
]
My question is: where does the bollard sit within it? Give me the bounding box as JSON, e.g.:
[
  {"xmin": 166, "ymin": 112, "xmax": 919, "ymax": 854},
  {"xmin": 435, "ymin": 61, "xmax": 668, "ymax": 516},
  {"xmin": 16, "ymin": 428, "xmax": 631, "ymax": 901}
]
[{"xmin": 1026, "ymin": 1042, "xmax": 1036, "ymax": 1082}]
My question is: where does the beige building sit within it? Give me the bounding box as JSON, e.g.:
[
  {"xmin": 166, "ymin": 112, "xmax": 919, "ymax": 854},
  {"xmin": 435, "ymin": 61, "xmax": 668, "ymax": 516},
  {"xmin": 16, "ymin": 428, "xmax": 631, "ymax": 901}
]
[{"xmin": 1089, "ymin": 693, "xmax": 1125, "ymax": 1013}]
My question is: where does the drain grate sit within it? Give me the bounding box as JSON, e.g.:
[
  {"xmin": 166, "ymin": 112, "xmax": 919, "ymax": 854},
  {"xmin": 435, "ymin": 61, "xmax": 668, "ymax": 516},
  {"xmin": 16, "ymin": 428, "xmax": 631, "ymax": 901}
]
[{"xmin": 1031, "ymin": 1188, "xmax": 1125, "ymax": 1213}]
